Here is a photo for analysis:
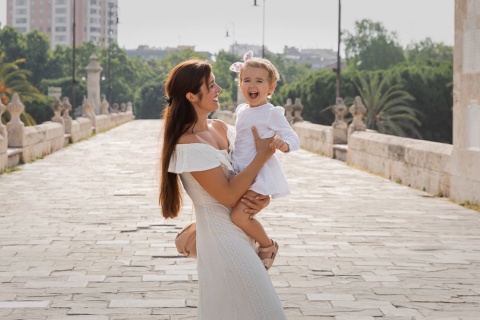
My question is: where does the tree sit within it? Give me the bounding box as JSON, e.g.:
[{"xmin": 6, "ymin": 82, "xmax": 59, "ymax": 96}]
[
  {"xmin": 343, "ymin": 19, "xmax": 405, "ymax": 71},
  {"xmin": 0, "ymin": 26, "xmax": 26, "ymax": 64},
  {"xmin": 0, "ymin": 53, "xmax": 42, "ymax": 105},
  {"xmin": 0, "ymin": 53, "xmax": 45, "ymax": 125},
  {"xmin": 354, "ymin": 72, "xmax": 422, "ymax": 138},
  {"xmin": 24, "ymin": 30, "xmax": 51, "ymax": 87},
  {"xmin": 405, "ymin": 37, "xmax": 453, "ymax": 66}
]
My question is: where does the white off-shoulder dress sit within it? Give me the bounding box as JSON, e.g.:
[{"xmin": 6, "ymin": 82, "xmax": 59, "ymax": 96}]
[{"xmin": 168, "ymin": 129, "xmax": 287, "ymax": 320}]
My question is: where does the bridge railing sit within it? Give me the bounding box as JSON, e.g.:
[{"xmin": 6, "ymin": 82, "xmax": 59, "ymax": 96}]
[
  {"xmin": 0, "ymin": 93, "xmax": 134, "ymax": 172},
  {"xmin": 214, "ymin": 97, "xmax": 479, "ymax": 206}
]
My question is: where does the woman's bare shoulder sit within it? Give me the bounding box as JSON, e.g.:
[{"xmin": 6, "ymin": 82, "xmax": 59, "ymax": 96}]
[
  {"xmin": 178, "ymin": 133, "xmax": 201, "ymax": 145},
  {"xmin": 212, "ymin": 119, "xmax": 229, "ymax": 131}
]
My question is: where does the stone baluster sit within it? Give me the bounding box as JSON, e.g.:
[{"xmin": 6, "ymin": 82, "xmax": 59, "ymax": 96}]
[
  {"xmin": 293, "ymin": 98, "xmax": 304, "ymax": 123},
  {"xmin": 126, "ymin": 101, "xmax": 133, "ymax": 113},
  {"xmin": 6, "ymin": 93, "xmax": 25, "ymax": 148},
  {"xmin": 112, "ymin": 103, "xmax": 119, "ymax": 114},
  {"xmin": 62, "ymin": 97, "xmax": 73, "ymax": 134},
  {"xmin": 100, "ymin": 94, "xmax": 110, "ymax": 115},
  {"xmin": 284, "ymin": 98, "xmax": 294, "ymax": 125},
  {"xmin": 348, "ymin": 96, "xmax": 367, "ymax": 135},
  {"xmin": 120, "ymin": 103, "xmax": 126, "ymax": 112},
  {"xmin": 332, "ymin": 97, "xmax": 348, "ymax": 144},
  {"xmin": 81, "ymin": 96, "xmax": 97, "ymax": 128},
  {"xmin": 0, "ymin": 101, "xmax": 7, "ymax": 150},
  {"xmin": 51, "ymin": 96, "xmax": 64, "ymax": 125}
]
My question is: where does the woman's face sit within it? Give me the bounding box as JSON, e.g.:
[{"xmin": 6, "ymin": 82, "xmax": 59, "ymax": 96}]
[{"xmin": 192, "ymin": 72, "xmax": 222, "ymax": 114}]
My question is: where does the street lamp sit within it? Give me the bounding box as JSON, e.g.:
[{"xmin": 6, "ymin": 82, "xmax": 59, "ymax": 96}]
[
  {"xmin": 336, "ymin": 0, "xmax": 341, "ymax": 98},
  {"xmin": 253, "ymin": 0, "xmax": 265, "ymax": 58},
  {"xmin": 107, "ymin": 2, "xmax": 119, "ymax": 105},
  {"xmin": 71, "ymin": 0, "xmax": 77, "ymax": 118},
  {"xmin": 225, "ymin": 22, "xmax": 235, "ymax": 55}
]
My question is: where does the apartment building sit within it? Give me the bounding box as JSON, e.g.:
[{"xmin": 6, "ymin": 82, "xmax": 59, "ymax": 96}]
[{"xmin": 6, "ymin": 0, "xmax": 118, "ymax": 49}]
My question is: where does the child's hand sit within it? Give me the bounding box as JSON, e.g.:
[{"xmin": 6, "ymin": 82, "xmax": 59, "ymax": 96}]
[{"xmin": 271, "ymin": 138, "xmax": 290, "ymax": 153}]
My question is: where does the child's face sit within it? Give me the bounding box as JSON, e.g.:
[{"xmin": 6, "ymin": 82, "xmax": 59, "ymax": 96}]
[{"xmin": 240, "ymin": 66, "xmax": 276, "ymax": 108}]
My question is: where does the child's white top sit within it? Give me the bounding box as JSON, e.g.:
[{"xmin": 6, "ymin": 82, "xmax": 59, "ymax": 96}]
[{"xmin": 232, "ymin": 102, "xmax": 300, "ymax": 198}]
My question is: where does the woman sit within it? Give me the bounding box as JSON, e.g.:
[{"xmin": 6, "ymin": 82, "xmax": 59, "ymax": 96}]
[{"xmin": 159, "ymin": 59, "xmax": 287, "ymax": 319}]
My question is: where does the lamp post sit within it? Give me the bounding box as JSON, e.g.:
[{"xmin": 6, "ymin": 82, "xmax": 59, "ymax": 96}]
[
  {"xmin": 225, "ymin": 22, "xmax": 235, "ymax": 55},
  {"xmin": 336, "ymin": 0, "xmax": 341, "ymax": 99},
  {"xmin": 253, "ymin": 0, "xmax": 265, "ymax": 58},
  {"xmin": 107, "ymin": 2, "xmax": 118, "ymax": 105},
  {"xmin": 71, "ymin": 0, "xmax": 77, "ymax": 118}
]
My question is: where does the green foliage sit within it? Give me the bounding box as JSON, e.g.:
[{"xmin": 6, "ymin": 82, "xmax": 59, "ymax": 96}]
[
  {"xmin": 343, "ymin": 19, "xmax": 405, "ymax": 70},
  {"xmin": 0, "ymin": 52, "xmax": 43, "ymax": 106},
  {"xmin": 0, "ymin": 26, "xmax": 26, "ymax": 64},
  {"xmin": 353, "ymin": 72, "xmax": 422, "ymax": 138},
  {"xmin": 24, "ymin": 30, "xmax": 51, "ymax": 87},
  {"xmin": 387, "ymin": 62, "xmax": 453, "ymax": 143},
  {"xmin": 405, "ymin": 38, "xmax": 453, "ymax": 66},
  {"xmin": 212, "ymin": 50, "xmax": 241, "ymax": 109},
  {"xmin": 135, "ymin": 80, "xmax": 166, "ymax": 119}
]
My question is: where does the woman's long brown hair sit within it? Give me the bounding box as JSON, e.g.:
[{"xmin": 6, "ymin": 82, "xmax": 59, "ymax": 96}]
[{"xmin": 159, "ymin": 59, "xmax": 212, "ymax": 219}]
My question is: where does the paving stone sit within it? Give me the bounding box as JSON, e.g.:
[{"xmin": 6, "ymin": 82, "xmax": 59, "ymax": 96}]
[{"xmin": 1, "ymin": 119, "xmax": 479, "ymax": 318}]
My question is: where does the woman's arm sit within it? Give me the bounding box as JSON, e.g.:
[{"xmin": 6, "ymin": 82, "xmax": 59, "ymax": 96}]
[{"xmin": 191, "ymin": 126, "xmax": 274, "ymax": 207}]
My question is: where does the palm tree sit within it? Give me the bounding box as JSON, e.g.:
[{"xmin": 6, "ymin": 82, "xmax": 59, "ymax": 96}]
[
  {"xmin": 354, "ymin": 73, "xmax": 422, "ymax": 139},
  {"xmin": 0, "ymin": 52, "xmax": 42, "ymax": 125}
]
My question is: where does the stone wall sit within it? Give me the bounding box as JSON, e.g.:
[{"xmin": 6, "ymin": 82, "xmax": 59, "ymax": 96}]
[
  {"xmin": 0, "ymin": 94, "xmax": 134, "ymax": 172},
  {"xmin": 347, "ymin": 131, "xmax": 454, "ymax": 197}
]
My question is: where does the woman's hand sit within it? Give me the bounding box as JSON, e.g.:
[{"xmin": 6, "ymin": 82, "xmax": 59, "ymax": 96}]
[
  {"xmin": 252, "ymin": 126, "xmax": 275, "ymax": 160},
  {"xmin": 241, "ymin": 193, "xmax": 270, "ymax": 216}
]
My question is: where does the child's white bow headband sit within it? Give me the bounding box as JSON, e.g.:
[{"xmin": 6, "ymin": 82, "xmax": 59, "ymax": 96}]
[{"xmin": 229, "ymin": 50, "xmax": 254, "ymax": 73}]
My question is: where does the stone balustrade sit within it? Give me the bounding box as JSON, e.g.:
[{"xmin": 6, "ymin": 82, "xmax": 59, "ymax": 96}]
[
  {"xmin": 0, "ymin": 93, "xmax": 134, "ymax": 172},
  {"xmin": 214, "ymin": 96, "xmax": 479, "ymax": 205}
]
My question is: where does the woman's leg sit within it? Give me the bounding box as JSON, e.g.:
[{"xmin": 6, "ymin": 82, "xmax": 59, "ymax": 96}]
[{"xmin": 230, "ymin": 190, "xmax": 271, "ymax": 248}]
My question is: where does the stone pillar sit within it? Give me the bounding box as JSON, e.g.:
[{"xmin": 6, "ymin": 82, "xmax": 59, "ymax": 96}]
[
  {"xmin": 120, "ymin": 103, "xmax": 126, "ymax": 112},
  {"xmin": 467, "ymin": 100, "xmax": 480, "ymax": 150},
  {"xmin": 85, "ymin": 54, "xmax": 103, "ymax": 115},
  {"xmin": 6, "ymin": 93, "xmax": 25, "ymax": 148},
  {"xmin": 284, "ymin": 98, "xmax": 294, "ymax": 125},
  {"xmin": 293, "ymin": 98, "xmax": 304, "ymax": 123},
  {"xmin": 332, "ymin": 97, "xmax": 348, "ymax": 144},
  {"xmin": 447, "ymin": 0, "xmax": 480, "ymax": 204},
  {"xmin": 112, "ymin": 103, "xmax": 119, "ymax": 113},
  {"xmin": 62, "ymin": 97, "xmax": 73, "ymax": 134},
  {"xmin": 348, "ymin": 96, "xmax": 367, "ymax": 135},
  {"xmin": 51, "ymin": 96, "xmax": 64, "ymax": 125}
]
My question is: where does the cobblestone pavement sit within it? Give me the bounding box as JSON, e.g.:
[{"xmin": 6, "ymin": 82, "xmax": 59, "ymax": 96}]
[{"xmin": 1, "ymin": 119, "xmax": 479, "ymax": 320}]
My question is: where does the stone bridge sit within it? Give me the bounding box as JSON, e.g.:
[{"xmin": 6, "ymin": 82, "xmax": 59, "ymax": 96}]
[{"xmin": 0, "ymin": 119, "xmax": 479, "ymax": 319}]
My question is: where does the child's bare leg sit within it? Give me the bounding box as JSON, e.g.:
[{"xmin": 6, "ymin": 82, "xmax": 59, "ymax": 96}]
[{"xmin": 231, "ymin": 190, "xmax": 271, "ymax": 248}]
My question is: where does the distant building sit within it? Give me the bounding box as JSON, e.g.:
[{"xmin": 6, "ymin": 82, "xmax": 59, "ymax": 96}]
[
  {"xmin": 6, "ymin": 0, "xmax": 118, "ymax": 49},
  {"xmin": 283, "ymin": 46, "xmax": 340, "ymax": 70},
  {"xmin": 228, "ymin": 43, "xmax": 341, "ymax": 71},
  {"xmin": 230, "ymin": 43, "xmax": 265, "ymax": 58},
  {"xmin": 126, "ymin": 45, "xmax": 213, "ymax": 61}
]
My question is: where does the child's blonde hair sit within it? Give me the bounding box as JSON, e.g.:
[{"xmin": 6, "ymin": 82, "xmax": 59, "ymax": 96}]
[{"xmin": 239, "ymin": 58, "xmax": 280, "ymax": 85}]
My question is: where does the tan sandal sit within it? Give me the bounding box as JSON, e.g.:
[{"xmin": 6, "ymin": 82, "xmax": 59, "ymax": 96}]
[{"xmin": 258, "ymin": 239, "xmax": 279, "ymax": 270}]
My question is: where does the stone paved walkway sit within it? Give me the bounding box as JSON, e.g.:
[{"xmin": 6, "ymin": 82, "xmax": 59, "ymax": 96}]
[{"xmin": 1, "ymin": 119, "xmax": 479, "ymax": 320}]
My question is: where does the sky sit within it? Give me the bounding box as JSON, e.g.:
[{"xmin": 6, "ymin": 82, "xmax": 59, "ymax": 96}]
[{"xmin": 0, "ymin": 0, "xmax": 455, "ymax": 55}]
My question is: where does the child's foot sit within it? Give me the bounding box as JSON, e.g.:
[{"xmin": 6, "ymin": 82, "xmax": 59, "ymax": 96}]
[{"xmin": 258, "ymin": 239, "xmax": 279, "ymax": 270}]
